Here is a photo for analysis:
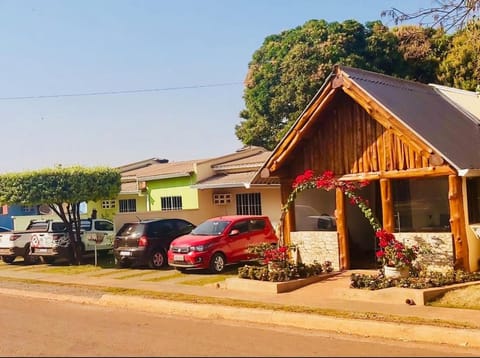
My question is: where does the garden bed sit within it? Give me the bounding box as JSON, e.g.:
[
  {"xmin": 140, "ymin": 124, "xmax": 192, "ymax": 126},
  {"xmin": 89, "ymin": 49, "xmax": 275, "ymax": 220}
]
[
  {"xmin": 344, "ymin": 280, "xmax": 480, "ymax": 305},
  {"xmin": 225, "ymin": 271, "xmax": 341, "ymax": 294}
]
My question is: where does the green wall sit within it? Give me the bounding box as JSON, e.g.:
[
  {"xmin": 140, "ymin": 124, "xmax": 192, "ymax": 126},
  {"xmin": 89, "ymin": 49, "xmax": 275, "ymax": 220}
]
[{"xmin": 148, "ymin": 175, "xmax": 199, "ymax": 210}]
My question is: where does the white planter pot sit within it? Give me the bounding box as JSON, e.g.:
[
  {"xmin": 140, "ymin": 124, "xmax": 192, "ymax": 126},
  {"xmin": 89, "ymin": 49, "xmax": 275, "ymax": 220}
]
[{"xmin": 384, "ymin": 266, "xmax": 409, "ymax": 278}]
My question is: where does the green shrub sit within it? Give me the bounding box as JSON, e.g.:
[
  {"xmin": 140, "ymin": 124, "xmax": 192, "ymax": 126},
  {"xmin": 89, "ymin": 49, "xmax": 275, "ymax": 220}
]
[{"xmin": 350, "ymin": 269, "xmax": 480, "ymax": 290}]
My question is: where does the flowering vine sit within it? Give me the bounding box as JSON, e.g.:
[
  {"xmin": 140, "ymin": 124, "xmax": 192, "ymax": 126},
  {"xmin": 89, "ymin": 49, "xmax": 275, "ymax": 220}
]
[
  {"xmin": 281, "ymin": 169, "xmax": 419, "ymax": 272},
  {"xmin": 282, "ymin": 170, "xmax": 379, "ymax": 231}
]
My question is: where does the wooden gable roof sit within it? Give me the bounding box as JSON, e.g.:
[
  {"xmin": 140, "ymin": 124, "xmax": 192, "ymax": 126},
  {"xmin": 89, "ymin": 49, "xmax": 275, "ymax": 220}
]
[{"xmin": 257, "ymin": 65, "xmax": 480, "ymax": 181}]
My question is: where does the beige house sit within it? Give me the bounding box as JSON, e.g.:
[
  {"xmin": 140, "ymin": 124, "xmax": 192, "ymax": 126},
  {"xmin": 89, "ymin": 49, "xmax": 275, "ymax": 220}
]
[{"xmin": 108, "ymin": 146, "xmax": 281, "ymax": 231}]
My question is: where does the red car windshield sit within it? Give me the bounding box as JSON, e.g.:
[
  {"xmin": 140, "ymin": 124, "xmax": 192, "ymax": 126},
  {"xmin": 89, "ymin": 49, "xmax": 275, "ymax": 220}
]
[{"xmin": 191, "ymin": 220, "xmax": 230, "ymax": 235}]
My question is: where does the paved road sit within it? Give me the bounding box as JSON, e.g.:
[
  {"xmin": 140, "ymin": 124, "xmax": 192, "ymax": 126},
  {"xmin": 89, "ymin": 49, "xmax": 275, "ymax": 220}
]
[{"xmin": 1, "ymin": 294, "xmax": 479, "ymax": 357}]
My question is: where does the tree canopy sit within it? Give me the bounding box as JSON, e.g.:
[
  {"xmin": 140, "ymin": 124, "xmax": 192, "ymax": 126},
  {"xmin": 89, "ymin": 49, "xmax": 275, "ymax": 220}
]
[
  {"xmin": 235, "ymin": 19, "xmax": 449, "ymax": 149},
  {"xmin": 0, "ymin": 166, "xmax": 121, "ymax": 207},
  {"xmin": 0, "ymin": 166, "xmax": 121, "ymax": 264}
]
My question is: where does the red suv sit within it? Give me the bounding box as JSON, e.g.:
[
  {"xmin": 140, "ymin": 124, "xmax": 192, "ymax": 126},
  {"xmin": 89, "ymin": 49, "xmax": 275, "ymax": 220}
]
[{"xmin": 167, "ymin": 215, "xmax": 278, "ymax": 273}]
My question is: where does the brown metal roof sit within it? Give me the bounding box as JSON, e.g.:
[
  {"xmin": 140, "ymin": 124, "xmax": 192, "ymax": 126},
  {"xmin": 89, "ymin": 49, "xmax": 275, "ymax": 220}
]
[
  {"xmin": 213, "ymin": 151, "xmax": 271, "ymax": 171},
  {"xmin": 192, "ymin": 171, "xmax": 279, "ymax": 189},
  {"xmin": 341, "ymin": 66, "xmax": 480, "ymax": 171},
  {"xmin": 121, "ymin": 159, "xmax": 201, "ymax": 180}
]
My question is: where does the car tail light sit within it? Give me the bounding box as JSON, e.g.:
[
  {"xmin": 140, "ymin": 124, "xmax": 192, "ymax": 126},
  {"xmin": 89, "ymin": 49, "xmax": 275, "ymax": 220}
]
[
  {"xmin": 138, "ymin": 235, "xmax": 148, "ymax": 247},
  {"xmin": 10, "ymin": 234, "xmax": 22, "ymax": 241}
]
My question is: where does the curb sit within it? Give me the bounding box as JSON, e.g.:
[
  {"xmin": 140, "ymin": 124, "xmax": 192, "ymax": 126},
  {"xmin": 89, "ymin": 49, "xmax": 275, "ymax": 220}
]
[
  {"xmin": 97, "ymin": 294, "xmax": 479, "ymax": 348},
  {"xmin": 2, "ymin": 287, "xmax": 478, "ymax": 348}
]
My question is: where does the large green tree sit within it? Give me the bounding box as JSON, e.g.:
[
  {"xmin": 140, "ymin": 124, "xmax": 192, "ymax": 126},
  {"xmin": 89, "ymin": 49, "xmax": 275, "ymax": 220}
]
[
  {"xmin": 236, "ymin": 19, "xmax": 447, "ymax": 149},
  {"xmin": 437, "ymin": 20, "xmax": 480, "ymax": 90},
  {"xmin": 0, "ymin": 166, "xmax": 121, "ymax": 264}
]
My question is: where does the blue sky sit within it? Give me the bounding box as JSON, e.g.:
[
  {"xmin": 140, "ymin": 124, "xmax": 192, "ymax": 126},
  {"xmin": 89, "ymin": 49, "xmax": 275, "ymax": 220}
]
[{"xmin": 0, "ymin": 0, "xmax": 435, "ymax": 173}]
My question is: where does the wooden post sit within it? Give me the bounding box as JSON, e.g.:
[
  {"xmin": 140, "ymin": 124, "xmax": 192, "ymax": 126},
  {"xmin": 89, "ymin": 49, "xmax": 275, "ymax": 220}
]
[
  {"xmin": 380, "ymin": 178, "xmax": 394, "ymax": 233},
  {"xmin": 280, "ymin": 179, "xmax": 293, "ymax": 246},
  {"xmin": 336, "ymin": 187, "xmax": 349, "ymax": 270},
  {"xmin": 448, "ymin": 175, "xmax": 469, "ymax": 271}
]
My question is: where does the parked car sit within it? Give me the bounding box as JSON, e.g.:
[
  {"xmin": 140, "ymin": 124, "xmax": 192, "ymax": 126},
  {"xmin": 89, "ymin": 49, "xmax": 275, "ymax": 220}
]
[
  {"xmin": 168, "ymin": 215, "xmax": 278, "ymax": 273},
  {"xmin": 0, "ymin": 226, "xmax": 11, "ymax": 232},
  {"xmin": 113, "ymin": 218, "xmax": 195, "ymax": 269}
]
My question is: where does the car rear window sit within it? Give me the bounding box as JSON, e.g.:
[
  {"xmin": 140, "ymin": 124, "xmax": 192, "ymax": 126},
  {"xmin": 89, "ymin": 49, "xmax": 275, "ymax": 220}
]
[{"xmin": 117, "ymin": 223, "xmax": 145, "ymax": 237}]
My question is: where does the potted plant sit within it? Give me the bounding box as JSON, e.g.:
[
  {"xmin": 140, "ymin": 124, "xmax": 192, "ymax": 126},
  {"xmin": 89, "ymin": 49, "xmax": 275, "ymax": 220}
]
[{"xmin": 375, "ymin": 229, "xmax": 419, "ymax": 278}]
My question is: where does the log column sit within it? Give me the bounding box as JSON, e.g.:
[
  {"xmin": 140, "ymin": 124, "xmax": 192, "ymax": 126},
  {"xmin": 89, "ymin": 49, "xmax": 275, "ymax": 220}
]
[
  {"xmin": 448, "ymin": 175, "xmax": 469, "ymax": 271},
  {"xmin": 280, "ymin": 178, "xmax": 294, "ymax": 246},
  {"xmin": 380, "ymin": 178, "xmax": 394, "ymax": 233},
  {"xmin": 336, "ymin": 187, "xmax": 349, "ymax": 270}
]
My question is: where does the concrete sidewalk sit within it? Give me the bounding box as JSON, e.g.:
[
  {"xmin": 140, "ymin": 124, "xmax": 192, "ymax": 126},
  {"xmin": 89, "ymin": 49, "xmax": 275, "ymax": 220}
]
[{"xmin": 0, "ymin": 264, "xmax": 479, "ymax": 349}]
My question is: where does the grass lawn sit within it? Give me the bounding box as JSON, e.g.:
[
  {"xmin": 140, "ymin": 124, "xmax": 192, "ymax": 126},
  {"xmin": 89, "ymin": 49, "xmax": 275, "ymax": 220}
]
[{"xmin": 428, "ymin": 284, "xmax": 480, "ymax": 310}]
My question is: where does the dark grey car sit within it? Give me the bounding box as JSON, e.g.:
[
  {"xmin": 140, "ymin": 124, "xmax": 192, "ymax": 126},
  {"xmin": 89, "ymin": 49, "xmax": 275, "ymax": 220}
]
[{"xmin": 113, "ymin": 218, "xmax": 195, "ymax": 269}]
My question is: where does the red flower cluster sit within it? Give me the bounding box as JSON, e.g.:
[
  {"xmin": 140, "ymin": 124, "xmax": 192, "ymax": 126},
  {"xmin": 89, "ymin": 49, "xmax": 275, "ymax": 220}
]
[
  {"xmin": 263, "ymin": 246, "xmax": 289, "ymax": 264},
  {"xmin": 375, "ymin": 229, "xmax": 419, "ymax": 269},
  {"xmin": 292, "ymin": 169, "xmax": 315, "ymax": 188},
  {"xmin": 292, "ymin": 169, "xmax": 370, "ymax": 193}
]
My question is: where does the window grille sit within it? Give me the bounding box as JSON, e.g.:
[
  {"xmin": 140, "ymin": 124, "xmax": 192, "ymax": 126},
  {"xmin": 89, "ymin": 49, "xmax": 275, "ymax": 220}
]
[
  {"xmin": 161, "ymin": 196, "xmax": 183, "ymax": 211},
  {"xmin": 102, "ymin": 200, "xmax": 116, "ymax": 209},
  {"xmin": 119, "ymin": 199, "xmax": 136, "ymax": 213},
  {"xmin": 213, "ymin": 193, "xmax": 231, "ymax": 205},
  {"xmin": 236, "ymin": 193, "xmax": 262, "ymax": 215}
]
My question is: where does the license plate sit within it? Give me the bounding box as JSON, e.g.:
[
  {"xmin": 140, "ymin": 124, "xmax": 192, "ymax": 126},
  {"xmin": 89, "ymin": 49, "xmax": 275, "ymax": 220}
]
[
  {"xmin": 120, "ymin": 251, "xmax": 132, "ymax": 256},
  {"xmin": 38, "ymin": 249, "xmax": 47, "ymax": 253},
  {"xmin": 173, "ymin": 254, "xmax": 184, "ymax": 261}
]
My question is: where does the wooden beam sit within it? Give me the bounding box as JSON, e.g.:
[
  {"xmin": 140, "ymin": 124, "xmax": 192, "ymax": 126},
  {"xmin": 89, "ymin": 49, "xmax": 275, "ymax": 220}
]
[
  {"xmin": 280, "ymin": 178, "xmax": 293, "ymax": 246},
  {"xmin": 269, "ymin": 86, "xmax": 337, "ymax": 172},
  {"xmin": 380, "ymin": 178, "xmax": 394, "ymax": 233},
  {"xmin": 338, "ymin": 165, "xmax": 456, "ymax": 182},
  {"xmin": 448, "ymin": 175, "xmax": 470, "ymax": 271},
  {"xmin": 336, "ymin": 187, "xmax": 349, "ymax": 270}
]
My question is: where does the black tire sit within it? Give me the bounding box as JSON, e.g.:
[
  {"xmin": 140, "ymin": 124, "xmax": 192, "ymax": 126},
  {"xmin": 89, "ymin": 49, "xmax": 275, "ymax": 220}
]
[
  {"xmin": 209, "ymin": 252, "xmax": 226, "ymax": 273},
  {"xmin": 148, "ymin": 250, "xmax": 166, "ymax": 269},
  {"xmin": 23, "ymin": 244, "xmax": 40, "ymax": 265},
  {"xmin": 115, "ymin": 259, "xmax": 130, "ymax": 269},
  {"xmin": 1, "ymin": 255, "xmax": 15, "ymax": 264},
  {"xmin": 41, "ymin": 256, "xmax": 55, "ymax": 264}
]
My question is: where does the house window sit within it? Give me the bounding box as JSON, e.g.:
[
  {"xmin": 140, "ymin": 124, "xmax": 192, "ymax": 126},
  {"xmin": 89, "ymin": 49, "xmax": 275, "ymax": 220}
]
[
  {"xmin": 467, "ymin": 177, "xmax": 480, "ymax": 223},
  {"xmin": 102, "ymin": 200, "xmax": 116, "ymax": 209},
  {"xmin": 22, "ymin": 205, "xmax": 35, "ymax": 213},
  {"xmin": 119, "ymin": 199, "xmax": 136, "ymax": 213},
  {"xmin": 236, "ymin": 193, "xmax": 262, "ymax": 215},
  {"xmin": 392, "ymin": 177, "xmax": 450, "ymax": 232},
  {"xmin": 161, "ymin": 196, "xmax": 183, "ymax": 211},
  {"xmin": 294, "ymin": 189, "xmax": 336, "ymax": 231}
]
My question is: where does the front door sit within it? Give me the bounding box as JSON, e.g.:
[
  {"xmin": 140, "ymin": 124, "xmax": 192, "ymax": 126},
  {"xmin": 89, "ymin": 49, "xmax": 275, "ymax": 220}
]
[{"xmin": 346, "ymin": 181, "xmax": 382, "ymax": 269}]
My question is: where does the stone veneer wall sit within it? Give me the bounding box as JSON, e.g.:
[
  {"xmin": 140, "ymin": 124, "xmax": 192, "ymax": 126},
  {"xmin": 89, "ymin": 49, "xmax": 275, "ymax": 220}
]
[
  {"xmin": 289, "ymin": 231, "xmax": 454, "ymax": 272},
  {"xmin": 290, "ymin": 231, "xmax": 340, "ymax": 271},
  {"xmin": 395, "ymin": 232, "xmax": 454, "ymax": 272}
]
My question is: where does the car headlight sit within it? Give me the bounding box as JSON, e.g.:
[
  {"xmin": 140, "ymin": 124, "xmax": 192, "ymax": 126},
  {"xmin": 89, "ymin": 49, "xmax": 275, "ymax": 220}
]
[{"xmin": 190, "ymin": 244, "xmax": 210, "ymax": 252}]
